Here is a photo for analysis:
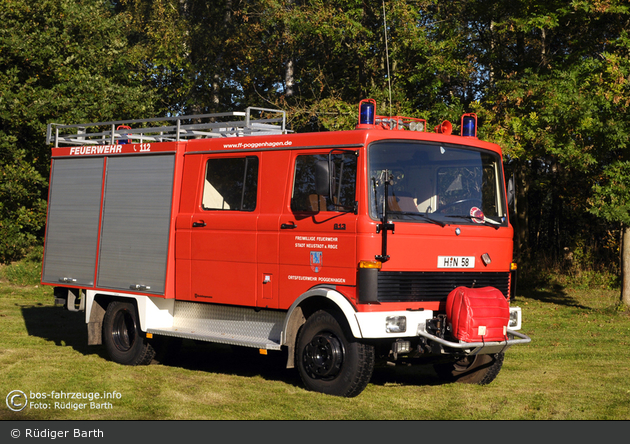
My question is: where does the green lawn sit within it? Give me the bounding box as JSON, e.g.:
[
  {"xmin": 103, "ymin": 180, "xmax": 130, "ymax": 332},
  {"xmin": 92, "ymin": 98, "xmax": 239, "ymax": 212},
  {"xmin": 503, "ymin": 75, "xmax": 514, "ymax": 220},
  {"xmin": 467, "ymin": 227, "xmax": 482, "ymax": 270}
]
[{"xmin": 1, "ymin": 269, "xmax": 629, "ymax": 420}]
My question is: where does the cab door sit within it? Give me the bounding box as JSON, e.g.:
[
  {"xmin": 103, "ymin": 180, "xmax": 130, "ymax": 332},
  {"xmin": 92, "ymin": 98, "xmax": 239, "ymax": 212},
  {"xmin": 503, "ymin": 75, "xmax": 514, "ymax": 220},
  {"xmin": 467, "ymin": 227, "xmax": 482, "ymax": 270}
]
[
  {"xmin": 187, "ymin": 154, "xmax": 260, "ymax": 306},
  {"xmin": 278, "ymin": 150, "xmax": 359, "ymax": 309}
]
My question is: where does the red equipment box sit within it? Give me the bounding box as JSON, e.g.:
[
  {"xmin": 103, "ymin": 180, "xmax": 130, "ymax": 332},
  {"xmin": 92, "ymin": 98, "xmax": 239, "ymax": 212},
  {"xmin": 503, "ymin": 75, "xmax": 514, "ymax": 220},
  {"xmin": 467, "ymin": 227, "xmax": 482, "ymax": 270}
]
[{"xmin": 446, "ymin": 286, "xmax": 510, "ymax": 343}]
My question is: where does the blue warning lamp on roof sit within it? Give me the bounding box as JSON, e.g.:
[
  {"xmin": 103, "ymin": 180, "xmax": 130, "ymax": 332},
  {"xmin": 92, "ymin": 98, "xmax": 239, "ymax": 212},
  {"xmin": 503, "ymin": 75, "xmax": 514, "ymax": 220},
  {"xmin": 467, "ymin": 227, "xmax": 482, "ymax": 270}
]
[
  {"xmin": 461, "ymin": 113, "xmax": 477, "ymax": 137},
  {"xmin": 357, "ymin": 99, "xmax": 376, "ymax": 128}
]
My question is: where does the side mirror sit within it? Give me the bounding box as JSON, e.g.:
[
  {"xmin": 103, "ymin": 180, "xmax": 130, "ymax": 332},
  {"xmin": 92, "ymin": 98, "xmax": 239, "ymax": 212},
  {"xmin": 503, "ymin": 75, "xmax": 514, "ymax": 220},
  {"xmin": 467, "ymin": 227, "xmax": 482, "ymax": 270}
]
[
  {"xmin": 507, "ymin": 175, "xmax": 515, "ymax": 208},
  {"xmin": 315, "ymin": 160, "xmax": 331, "ymax": 197}
]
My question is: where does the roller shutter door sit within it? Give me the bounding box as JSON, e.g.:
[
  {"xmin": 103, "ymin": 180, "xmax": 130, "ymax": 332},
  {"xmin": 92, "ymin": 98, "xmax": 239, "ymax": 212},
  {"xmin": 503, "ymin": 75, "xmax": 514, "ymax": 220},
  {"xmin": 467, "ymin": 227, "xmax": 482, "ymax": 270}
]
[
  {"xmin": 96, "ymin": 155, "xmax": 175, "ymax": 294},
  {"xmin": 42, "ymin": 157, "xmax": 104, "ymax": 286}
]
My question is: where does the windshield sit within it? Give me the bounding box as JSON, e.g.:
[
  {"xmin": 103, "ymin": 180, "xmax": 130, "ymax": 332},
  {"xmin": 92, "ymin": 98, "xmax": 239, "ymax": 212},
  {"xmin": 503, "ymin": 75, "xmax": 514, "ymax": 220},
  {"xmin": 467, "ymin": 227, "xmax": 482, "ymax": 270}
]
[{"xmin": 369, "ymin": 141, "xmax": 507, "ymax": 226}]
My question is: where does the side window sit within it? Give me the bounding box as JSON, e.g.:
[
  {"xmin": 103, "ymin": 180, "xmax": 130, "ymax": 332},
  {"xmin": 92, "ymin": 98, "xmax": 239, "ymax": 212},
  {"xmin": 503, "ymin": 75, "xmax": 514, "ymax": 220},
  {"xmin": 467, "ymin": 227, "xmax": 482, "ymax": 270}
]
[
  {"xmin": 202, "ymin": 156, "xmax": 258, "ymax": 211},
  {"xmin": 291, "ymin": 152, "xmax": 357, "ymax": 212}
]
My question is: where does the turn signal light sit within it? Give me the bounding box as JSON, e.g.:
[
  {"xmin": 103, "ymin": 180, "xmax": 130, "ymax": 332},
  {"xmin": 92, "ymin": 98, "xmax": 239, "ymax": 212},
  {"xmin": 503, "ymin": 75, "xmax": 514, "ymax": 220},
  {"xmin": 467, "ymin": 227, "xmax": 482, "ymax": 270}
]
[{"xmin": 359, "ymin": 260, "xmax": 382, "ymax": 269}]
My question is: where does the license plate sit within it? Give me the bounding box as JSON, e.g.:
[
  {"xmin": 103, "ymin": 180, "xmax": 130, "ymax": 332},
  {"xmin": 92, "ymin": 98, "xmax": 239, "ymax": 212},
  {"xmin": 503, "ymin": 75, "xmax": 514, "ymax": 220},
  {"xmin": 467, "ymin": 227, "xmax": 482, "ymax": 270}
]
[{"xmin": 437, "ymin": 256, "xmax": 475, "ymax": 268}]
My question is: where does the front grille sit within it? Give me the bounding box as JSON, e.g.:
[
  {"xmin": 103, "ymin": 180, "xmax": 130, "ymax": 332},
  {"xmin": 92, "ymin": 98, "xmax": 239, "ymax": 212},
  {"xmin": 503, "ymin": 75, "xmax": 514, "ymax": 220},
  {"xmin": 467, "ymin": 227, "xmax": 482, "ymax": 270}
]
[{"xmin": 377, "ymin": 271, "xmax": 510, "ymax": 303}]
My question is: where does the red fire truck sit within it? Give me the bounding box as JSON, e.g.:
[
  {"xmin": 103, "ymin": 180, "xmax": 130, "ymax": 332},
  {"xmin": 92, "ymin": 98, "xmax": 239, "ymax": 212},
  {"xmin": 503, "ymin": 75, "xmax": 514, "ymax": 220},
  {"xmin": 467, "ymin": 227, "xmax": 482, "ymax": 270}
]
[{"xmin": 42, "ymin": 100, "xmax": 530, "ymax": 397}]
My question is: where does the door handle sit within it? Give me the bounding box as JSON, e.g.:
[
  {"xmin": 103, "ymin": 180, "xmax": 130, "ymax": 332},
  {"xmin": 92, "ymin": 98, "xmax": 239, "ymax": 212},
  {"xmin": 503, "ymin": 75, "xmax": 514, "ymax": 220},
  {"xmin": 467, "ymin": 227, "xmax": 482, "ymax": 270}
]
[
  {"xmin": 192, "ymin": 220, "xmax": 206, "ymax": 227},
  {"xmin": 281, "ymin": 222, "xmax": 297, "ymax": 229}
]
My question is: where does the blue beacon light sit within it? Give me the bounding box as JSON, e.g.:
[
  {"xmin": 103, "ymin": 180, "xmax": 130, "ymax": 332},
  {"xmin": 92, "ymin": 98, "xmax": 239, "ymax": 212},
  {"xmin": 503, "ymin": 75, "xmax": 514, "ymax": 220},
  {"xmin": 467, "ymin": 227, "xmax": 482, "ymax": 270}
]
[
  {"xmin": 359, "ymin": 99, "xmax": 376, "ymax": 126},
  {"xmin": 461, "ymin": 113, "xmax": 477, "ymax": 137}
]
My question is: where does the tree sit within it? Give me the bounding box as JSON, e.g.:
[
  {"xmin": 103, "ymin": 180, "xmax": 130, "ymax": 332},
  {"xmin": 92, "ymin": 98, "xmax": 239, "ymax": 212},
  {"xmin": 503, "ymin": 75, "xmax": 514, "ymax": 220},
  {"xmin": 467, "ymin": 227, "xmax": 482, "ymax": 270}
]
[
  {"xmin": 118, "ymin": 0, "xmax": 475, "ymax": 131},
  {"xmin": 588, "ymin": 41, "xmax": 630, "ymax": 306},
  {"xmin": 478, "ymin": 0, "xmax": 630, "ymax": 302},
  {"xmin": 0, "ymin": 0, "xmax": 157, "ymax": 262},
  {"xmin": 4, "ymin": 0, "xmax": 629, "ymax": 303},
  {"xmin": 590, "ymin": 162, "xmax": 630, "ymax": 306}
]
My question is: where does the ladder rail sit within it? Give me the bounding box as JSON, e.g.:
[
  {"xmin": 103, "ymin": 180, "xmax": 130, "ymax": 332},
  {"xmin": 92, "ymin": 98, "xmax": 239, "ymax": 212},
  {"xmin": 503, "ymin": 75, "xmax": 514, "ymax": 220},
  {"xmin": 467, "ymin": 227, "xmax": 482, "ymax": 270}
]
[{"xmin": 47, "ymin": 108, "xmax": 289, "ymax": 147}]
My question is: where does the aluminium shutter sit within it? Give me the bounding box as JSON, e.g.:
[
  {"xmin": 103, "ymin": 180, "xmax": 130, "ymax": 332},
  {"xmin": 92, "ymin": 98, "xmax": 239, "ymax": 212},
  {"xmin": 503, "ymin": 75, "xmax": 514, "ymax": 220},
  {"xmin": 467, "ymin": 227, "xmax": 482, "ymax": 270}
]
[
  {"xmin": 96, "ymin": 155, "xmax": 175, "ymax": 294},
  {"xmin": 42, "ymin": 157, "xmax": 104, "ymax": 286}
]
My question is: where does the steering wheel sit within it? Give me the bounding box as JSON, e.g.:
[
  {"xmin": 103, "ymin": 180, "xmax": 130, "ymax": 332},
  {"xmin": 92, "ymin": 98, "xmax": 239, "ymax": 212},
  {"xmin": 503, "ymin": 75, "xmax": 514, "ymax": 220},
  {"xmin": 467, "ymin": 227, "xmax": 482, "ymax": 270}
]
[{"xmin": 437, "ymin": 199, "xmax": 482, "ymax": 214}]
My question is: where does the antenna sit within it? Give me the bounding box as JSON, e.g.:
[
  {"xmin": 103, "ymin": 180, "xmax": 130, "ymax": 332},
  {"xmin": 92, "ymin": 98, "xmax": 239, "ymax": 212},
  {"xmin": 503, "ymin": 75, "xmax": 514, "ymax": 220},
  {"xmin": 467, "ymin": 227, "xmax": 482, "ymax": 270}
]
[{"xmin": 383, "ymin": 1, "xmax": 392, "ymax": 117}]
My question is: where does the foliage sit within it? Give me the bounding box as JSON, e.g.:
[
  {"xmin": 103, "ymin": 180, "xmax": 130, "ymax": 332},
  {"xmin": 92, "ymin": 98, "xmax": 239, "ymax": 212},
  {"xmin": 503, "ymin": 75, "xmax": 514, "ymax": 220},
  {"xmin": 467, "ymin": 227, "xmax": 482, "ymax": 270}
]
[
  {"xmin": 0, "ymin": 246, "xmax": 43, "ymax": 286},
  {"xmin": 0, "ymin": 138, "xmax": 47, "ymax": 262},
  {"xmin": 470, "ymin": 1, "xmax": 630, "ymax": 274},
  {"xmin": 590, "ymin": 161, "xmax": 630, "ymax": 226},
  {"xmin": 2, "ymin": 0, "xmax": 630, "ymax": 286},
  {"xmin": 0, "ymin": 0, "xmax": 157, "ymax": 263},
  {"xmin": 116, "ymin": 0, "xmax": 473, "ymax": 130}
]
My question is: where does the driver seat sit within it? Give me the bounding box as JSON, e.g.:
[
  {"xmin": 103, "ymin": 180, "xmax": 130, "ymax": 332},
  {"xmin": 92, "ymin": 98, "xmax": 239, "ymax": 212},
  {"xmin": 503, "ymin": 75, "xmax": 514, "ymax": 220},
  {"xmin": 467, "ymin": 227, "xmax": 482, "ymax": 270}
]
[{"xmin": 389, "ymin": 192, "xmax": 418, "ymax": 213}]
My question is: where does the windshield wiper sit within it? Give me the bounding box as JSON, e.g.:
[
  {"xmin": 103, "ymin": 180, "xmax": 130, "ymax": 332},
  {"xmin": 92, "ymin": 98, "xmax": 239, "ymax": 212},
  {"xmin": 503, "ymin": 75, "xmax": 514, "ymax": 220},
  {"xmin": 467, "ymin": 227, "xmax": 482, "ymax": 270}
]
[
  {"xmin": 388, "ymin": 211, "xmax": 446, "ymax": 227},
  {"xmin": 447, "ymin": 214, "xmax": 501, "ymax": 229}
]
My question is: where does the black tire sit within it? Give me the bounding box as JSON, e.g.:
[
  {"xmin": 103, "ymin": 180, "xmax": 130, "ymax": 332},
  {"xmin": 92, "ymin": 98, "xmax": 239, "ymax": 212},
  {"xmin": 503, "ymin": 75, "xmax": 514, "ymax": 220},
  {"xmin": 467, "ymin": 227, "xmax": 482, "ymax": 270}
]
[
  {"xmin": 102, "ymin": 301, "xmax": 155, "ymax": 366},
  {"xmin": 434, "ymin": 352, "xmax": 504, "ymax": 385},
  {"xmin": 295, "ymin": 310, "xmax": 374, "ymax": 397}
]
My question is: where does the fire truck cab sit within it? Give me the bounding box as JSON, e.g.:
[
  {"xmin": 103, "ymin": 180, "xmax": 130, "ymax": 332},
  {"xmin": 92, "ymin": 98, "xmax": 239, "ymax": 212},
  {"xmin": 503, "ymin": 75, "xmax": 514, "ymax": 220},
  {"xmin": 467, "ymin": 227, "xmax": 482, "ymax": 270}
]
[{"xmin": 43, "ymin": 101, "xmax": 530, "ymax": 397}]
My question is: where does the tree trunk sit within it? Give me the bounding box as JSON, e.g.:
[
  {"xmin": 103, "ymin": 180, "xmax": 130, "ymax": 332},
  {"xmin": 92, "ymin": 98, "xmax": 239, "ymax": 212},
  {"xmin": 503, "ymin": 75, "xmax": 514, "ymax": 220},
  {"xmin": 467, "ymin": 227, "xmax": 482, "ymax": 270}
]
[
  {"xmin": 285, "ymin": 59, "xmax": 294, "ymax": 97},
  {"xmin": 513, "ymin": 162, "xmax": 530, "ymax": 262},
  {"xmin": 622, "ymin": 225, "xmax": 630, "ymax": 307},
  {"xmin": 212, "ymin": 0, "xmax": 233, "ymax": 109},
  {"xmin": 284, "ymin": 0, "xmax": 295, "ymax": 98}
]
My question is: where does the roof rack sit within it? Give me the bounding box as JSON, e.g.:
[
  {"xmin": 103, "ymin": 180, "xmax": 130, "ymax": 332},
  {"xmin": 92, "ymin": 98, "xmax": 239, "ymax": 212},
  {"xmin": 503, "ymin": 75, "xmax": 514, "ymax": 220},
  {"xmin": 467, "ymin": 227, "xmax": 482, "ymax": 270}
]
[{"xmin": 47, "ymin": 107, "xmax": 289, "ymax": 147}]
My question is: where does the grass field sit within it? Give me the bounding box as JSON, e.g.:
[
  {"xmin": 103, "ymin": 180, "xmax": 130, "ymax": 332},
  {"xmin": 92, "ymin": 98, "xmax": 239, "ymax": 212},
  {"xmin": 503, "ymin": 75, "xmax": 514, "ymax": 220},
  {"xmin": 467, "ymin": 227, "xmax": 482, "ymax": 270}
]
[{"xmin": 1, "ymin": 261, "xmax": 629, "ymax": 420}]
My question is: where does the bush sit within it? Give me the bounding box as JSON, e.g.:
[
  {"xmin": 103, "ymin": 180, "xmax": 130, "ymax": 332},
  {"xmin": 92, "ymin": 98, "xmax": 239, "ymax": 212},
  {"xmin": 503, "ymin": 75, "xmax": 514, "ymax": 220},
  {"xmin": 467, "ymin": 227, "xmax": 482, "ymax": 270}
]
[
  {"xmin": 0, "ymin": 246, "xmax": 43, "ymax": 286},
  {"xmin": 517, "ymin": 255, "xmax": 621, "ymax": 293}
]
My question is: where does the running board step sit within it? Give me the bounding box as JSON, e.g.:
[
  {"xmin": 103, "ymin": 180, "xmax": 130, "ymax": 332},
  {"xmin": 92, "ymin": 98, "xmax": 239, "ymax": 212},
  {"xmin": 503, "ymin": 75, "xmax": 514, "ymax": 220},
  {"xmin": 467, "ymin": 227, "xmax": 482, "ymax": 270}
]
[{"xmin": 147, "ymin": 301, "xmax": 285, "ymax": 351}]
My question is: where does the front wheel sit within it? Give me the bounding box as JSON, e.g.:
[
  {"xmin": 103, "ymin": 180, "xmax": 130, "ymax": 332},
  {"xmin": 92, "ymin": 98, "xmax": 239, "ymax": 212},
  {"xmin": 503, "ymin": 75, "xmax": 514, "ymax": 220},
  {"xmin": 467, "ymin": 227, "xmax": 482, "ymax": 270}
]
[
  {"xmin": 433, "ymin": 352, "xmax": 504, "ymax": 385},
  {"xmin": 102, "ymin": 301, "xmax": 155, "ymax": 366},
  {"xmin": 296, "ymin": 310, "xmax": 374, "ymax": 397}
]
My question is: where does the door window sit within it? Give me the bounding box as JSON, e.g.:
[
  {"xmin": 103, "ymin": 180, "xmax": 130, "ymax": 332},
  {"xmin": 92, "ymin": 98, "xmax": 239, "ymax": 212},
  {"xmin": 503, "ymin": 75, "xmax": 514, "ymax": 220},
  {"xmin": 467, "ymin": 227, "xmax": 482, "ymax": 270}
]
[
  {"xmin": 202, "ymin": 156, "xmax": 259, "ymax": 211},
  {"xmin": 291, "ymin": 152, "xmax": 357, "ymax": 212}
]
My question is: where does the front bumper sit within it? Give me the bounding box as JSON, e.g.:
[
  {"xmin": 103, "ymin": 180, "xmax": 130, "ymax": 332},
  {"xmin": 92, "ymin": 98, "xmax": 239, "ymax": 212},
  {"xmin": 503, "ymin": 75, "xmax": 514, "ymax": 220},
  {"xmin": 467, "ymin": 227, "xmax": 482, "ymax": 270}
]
[
  {"xmin": 417, "ymin": 324, "xmax": 531, "ymax": 355},
  {"xmin": 354, "ymin": 306, "xmax": 531, "ymax": 356}
]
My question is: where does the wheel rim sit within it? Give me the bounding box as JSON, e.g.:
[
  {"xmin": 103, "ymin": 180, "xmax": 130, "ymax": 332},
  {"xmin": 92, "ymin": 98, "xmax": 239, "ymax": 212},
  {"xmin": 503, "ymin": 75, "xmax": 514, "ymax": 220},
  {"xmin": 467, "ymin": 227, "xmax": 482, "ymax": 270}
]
[
  {"xmin": 302, "ymin": 332, "xmax": 344, "ymax": 379},
  {"xmin": 111, "ymin": 309, "xmax": 136, "ymax": 352}
]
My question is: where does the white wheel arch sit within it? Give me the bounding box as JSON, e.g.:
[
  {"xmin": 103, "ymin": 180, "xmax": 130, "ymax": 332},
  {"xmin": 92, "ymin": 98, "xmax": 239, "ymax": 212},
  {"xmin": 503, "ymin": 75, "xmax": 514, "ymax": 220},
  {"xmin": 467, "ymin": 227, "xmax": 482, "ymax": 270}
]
[{"xmin": 281, "ymin": 287, "xmax": 361, "ymax": 369}]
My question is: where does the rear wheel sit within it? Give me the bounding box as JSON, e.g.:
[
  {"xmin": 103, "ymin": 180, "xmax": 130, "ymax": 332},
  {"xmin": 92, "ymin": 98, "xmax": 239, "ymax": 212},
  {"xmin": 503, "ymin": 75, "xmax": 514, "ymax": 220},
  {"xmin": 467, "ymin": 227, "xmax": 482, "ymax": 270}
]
[
  {"xmin": 434, "ymin": 352, "xmax": 504, "ymax": 385},
  {"xmin": 103, "ymin": 301, "xmax": 155, "ymax": 366},
  {"xmin": 296, "ymin": 310, "xmax": 374, "ymax": 397}
]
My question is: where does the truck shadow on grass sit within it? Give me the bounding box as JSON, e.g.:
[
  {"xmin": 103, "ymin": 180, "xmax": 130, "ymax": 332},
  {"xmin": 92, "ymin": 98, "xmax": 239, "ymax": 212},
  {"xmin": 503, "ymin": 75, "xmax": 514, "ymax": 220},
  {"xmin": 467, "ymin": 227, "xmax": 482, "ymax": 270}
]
[
  {"xmin": 156, "ymin": 340, "xmax": 304, "ymax": 388},
  {"xmin": 19, "ymin": 305, "xmax": 304, "ymax": 388},
  {"xmin": 515, "ymin": 283, "xmax": 590, "ymax": 310},
  {"xmin": 21, "ymin": 305, "xmax": 110, "ymax": 360},
  {"xmin": 21, "ymin": 305, "xmax": 443, "ymax": 390},
  {"xmin": 157, "ymin": 339, "xmax": 444, "ymax": 389}
]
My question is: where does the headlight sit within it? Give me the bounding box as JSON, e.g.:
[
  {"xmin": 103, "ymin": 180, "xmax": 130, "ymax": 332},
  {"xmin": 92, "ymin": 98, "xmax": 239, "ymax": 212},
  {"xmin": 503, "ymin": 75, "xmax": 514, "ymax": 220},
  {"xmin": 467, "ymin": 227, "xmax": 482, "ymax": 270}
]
[
  {"xmin": 509, "ymin": 307, "xmax": 522, "ymax": 330},
  {"xmin": 386, "ymin": 316, "xmax": 407, "ymax": 333}
]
